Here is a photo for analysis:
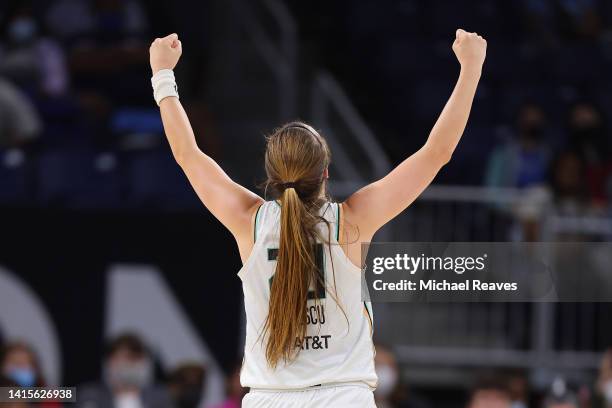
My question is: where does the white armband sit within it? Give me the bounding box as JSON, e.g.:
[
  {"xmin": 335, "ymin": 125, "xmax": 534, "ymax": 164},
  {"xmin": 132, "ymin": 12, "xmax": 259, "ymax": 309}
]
[{"xmin": 151, "ymin": 69, "xmax": 179, "ymax": 106}]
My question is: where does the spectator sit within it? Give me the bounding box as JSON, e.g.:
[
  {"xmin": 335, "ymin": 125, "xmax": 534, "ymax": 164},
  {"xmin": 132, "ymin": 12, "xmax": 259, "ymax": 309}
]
[
  {"xmin": 374, "ymin": 345, "xmax": 399, "ymax": 408},
  {"xmin": 1, "ymin": 341, "xmax": 59, "ymax": 408},
  {"xmin": 167, "ymin": 363, "xmax": 205, "ymax": 408},
  {"xmin": 209, "ymin": 363, "xmax": 246, "ymax": 408},
  {"xmin": 523, "ymin": 0, "xmax": 602, "ymax": 48},
  {"xmin": 0, "ymin": 2, "xmax": 69, "ymax": 97},
  {"xmin": 374, "ymin": 345, "xmax": 429, "ymax": 408},
  {"xmin": 55, "ymin": 0, "xmax": 150, "ymax": 106},
  {"xmin": 1, "ymin": 341, "xmax": 45, "ymax": 387},
  {"xmin": 566, "ymin": 102, "xmax": 612, "ymax": 207},
  {"xmin": 487, "ymin": 103, "xmax": 553, "ymax": 240},
  {"xmin": 44, "ymin": 0, "xmax": 152, "ymax": 147},
  {"xmin": 549, "ymin": 150, "xmax": 591, "ymax": 216},
  {"xmin": 467, "ymin": 374, "xmax": 512, "ymax": 408},
  {"xmin": 77, "ymin": 333, "xmax": 174, "ymax": 408},
  {"xmin": 556, "ymin": 0, "xmax": 603, "ymax": 40},
  {"xmin": 486, "ymin": 103, "xmax": 551, "ymax": 190},
  {"xmin": 542, "ymin": 377, "xmax": 578, "ymax": 408},
  {"xmin": 45, "ymin": 0, "xmax": 148, "ymax": 46},
  {"xmin": 505, "ymin": 369, "xmax": 529, "ymax": 408},
  {"xmin": 568, "ymin": 102, "xmax": 607, "ymax": 164},
  {"xmin": 0, "ymin": 1, "xmax": 78, "ymax": 151}
]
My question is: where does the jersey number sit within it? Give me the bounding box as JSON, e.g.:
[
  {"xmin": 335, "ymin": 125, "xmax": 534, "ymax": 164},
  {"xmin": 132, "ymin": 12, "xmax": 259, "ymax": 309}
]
[{"xmin": 267, "ymin": 244, "xmax": 326, "ymax": 299}]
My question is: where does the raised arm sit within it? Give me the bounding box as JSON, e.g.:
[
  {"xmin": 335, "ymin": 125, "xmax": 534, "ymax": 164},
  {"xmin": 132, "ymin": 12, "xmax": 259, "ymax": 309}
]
[
  {"xmin": 150, "ymin": 34, "xmax": 263, "ymax": 238},
  {"xmin": 343, "ymin": 29, "xmax": 487, "ymax": 239}
]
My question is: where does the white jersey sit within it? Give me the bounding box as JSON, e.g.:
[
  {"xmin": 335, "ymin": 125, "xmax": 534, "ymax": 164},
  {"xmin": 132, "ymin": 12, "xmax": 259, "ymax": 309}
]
[{"xmin": 238, "ymin": 201, "xmax": 377, "ymax": 390}]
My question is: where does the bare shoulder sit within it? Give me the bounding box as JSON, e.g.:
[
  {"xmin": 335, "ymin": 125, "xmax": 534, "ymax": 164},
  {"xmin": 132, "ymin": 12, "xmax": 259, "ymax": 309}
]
[
  {"xmin": 235, "ymin": 199, "xmax": 265, "ymax": 263},
  {"xmin": 338, "ymin": 202, "xmax": 374, "ymax": 268},
  {"xmin": 339, "ymin": 200, "xmax": 375, "ymax": 245}
]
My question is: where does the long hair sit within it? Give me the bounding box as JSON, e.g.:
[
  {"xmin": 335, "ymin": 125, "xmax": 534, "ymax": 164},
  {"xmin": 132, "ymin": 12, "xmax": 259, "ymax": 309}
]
[{"xmin": 261, "ymin": 121, "xmax": 331, "ymax": 368}]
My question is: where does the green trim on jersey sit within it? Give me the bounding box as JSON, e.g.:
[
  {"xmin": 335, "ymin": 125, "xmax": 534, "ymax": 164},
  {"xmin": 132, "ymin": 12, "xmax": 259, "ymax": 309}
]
[
  {"xmin": 363, "ymin": 301, "xmax": 373, "ymax": 330},
  {"xmin": 336, "ymin": 203, "xmax": 340, "ymax": 241},
  {"xmin": 253, "ymin": 204, "xmax": 263, "ymax": 242}
]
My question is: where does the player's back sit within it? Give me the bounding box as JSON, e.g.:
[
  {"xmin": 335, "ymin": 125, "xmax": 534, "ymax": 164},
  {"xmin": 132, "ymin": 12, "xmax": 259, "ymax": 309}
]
[{"xmin": 238, "ymin": 200, "xmax": 377, "ymax": 390}]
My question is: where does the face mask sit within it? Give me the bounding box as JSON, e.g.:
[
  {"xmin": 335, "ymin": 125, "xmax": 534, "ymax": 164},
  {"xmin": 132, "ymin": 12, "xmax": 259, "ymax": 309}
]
[
  {"xmin": 511, "ymin": 401, "xmax": 527, "ymax": 408},
  {"xmin": 375, "ymin": 364, "xmax": 398, "ymax": 399},
  {"xmin": 7, "ymin": 367, "xmax": 37, "ymax": 387},
  {"xmin": 603, "ymin": 380, "xmax": 612, "ymax": 404},
  {"xmin": 105, "ymin": 360, "xmax": 152, "ymax": 389},
  {"xmin": 8, "ymin": 18, "xmax": 38, "ymax": 43}
]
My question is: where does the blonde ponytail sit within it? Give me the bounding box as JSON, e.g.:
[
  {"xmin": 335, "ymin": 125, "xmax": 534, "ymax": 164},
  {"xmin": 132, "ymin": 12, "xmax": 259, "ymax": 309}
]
[
  {"xmin": 263, "ymin": 187, "xmax": 322, "ymax": 367},
  {"xmin": 261, "ymin": 122, "xmax": 331, "ymax": 368}
]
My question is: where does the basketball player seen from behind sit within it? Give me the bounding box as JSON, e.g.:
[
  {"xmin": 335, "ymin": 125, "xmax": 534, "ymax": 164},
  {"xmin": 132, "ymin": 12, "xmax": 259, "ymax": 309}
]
[{"xmin": 149, "ymin": 29, "xmax": 486, "ymax": 407}]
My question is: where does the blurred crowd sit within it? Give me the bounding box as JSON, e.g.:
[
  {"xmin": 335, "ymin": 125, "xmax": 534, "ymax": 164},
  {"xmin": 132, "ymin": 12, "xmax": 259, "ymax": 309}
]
[
  {"xmin": 485, "ymin": 99, "xmax": 611, "ymax": 240},
  {"xmin": 2, "ymin": 335, "xmax": 612, "ymax": 408},
  {"xmin": 371, "ymin": 345, "xmax": 612, "ymax": 408},
  {"xmin": 292, "ymin": 0, "xmax": 612, "ymax": 221},
  {"xmin": 0, "ymin": 334, "xmax": 246, "ymax": 408},
  {"xmin": 0, "ymin": 0, "xmax": 610, "ymax": 218},
  {"xmin": 0, "ymin": 0, "xmax": 210, "ymax": 210}
]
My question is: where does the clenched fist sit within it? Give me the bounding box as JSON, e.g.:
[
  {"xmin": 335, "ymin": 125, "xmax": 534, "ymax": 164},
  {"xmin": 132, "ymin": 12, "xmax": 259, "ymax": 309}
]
[
  {"xmin": 452, "ymin": 29, "xmax": 487, "ymax": 73},
  {"xmin": 149, "ymin": 33, "xmax": 182, "ymax": 74}
]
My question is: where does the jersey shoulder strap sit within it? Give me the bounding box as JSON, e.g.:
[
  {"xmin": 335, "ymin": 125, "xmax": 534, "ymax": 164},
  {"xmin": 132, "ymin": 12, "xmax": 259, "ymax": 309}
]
[
  {"xmin": 318, "ymin": 202, "xmax": 340, "ymax": 242},
  {"xmin": 253, "ymin": 201, "xmax": 280, "ymax": 242}
]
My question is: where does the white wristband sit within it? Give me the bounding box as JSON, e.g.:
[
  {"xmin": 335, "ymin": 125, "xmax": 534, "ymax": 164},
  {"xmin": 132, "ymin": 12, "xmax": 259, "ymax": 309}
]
[{"xmin": 151, "ymin": 69, "xmax": 179, "ymax": 106}]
